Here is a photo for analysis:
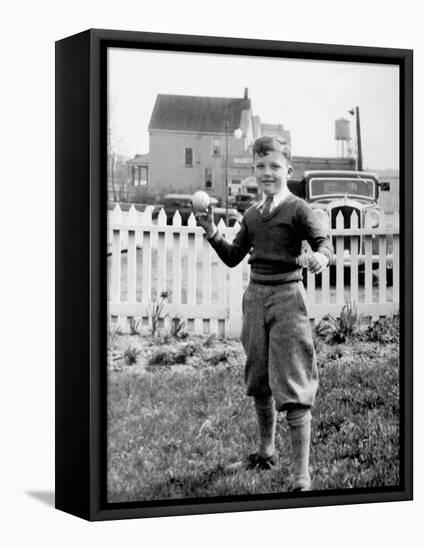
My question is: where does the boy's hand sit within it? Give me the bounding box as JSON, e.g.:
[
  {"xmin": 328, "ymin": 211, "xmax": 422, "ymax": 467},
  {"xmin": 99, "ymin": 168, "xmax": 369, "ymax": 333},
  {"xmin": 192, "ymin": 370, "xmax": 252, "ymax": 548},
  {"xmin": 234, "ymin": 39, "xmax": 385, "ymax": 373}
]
[
  {"xmin": 194, "ymin": 204, "xmax": 216, "ymax": 239},
  {"xmin": 307, "ymin": 252, "xmax": 328, "ymax": 274}
]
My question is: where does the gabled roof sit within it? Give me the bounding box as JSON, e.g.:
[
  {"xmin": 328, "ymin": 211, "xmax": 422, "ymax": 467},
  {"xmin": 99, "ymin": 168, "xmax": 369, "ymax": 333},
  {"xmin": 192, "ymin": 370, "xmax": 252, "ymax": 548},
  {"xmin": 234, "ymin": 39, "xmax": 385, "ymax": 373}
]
[
  {"xmin": 148, "ymin": 94, "xmax": 251, "ymax": 133},
  {"xmin": 127, "ymin": 153, "xmax": 150, "ymax": 165}
]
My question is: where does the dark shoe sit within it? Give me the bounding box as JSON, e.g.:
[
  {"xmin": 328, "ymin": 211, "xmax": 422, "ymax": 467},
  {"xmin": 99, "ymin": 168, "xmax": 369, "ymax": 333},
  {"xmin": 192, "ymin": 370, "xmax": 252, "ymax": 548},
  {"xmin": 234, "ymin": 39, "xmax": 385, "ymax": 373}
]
[
  {"xmin": 289, "ymin": 476, "xmax": 312, "ymax": 492},
  {"xmin": 225, "ymin": 452, "xmax": 278, "ymax": 473}
]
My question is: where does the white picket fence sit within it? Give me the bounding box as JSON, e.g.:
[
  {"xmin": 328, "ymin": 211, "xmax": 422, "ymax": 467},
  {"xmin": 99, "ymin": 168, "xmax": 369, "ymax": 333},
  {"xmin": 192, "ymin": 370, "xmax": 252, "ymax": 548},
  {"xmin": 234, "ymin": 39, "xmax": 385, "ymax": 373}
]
[{"xmin": 108, "ymin": 204, "xmax": 400, "ymax": 337}]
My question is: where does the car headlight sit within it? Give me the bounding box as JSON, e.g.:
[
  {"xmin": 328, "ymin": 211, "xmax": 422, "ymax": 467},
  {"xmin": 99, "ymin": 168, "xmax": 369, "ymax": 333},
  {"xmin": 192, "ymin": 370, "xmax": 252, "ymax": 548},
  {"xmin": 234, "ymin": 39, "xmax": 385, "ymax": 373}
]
[
  {"xmin": 365, "ymin": 209, "xmax": 380, "ymax": 228},
  {"xmin": 314, "ymin": 208, "xmax": 329, "ymax": 232}
]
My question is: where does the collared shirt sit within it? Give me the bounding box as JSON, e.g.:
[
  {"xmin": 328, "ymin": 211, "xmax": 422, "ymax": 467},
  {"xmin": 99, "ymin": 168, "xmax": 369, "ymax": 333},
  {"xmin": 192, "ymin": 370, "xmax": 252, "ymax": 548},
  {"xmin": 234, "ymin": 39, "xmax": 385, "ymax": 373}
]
[
  {"xmin": 207, "ymin": 187, "xmax": 292, "ymax": 240},
  {"xmin": 256, "ymin": 186, "xmax": 291, "ymax": 213}
]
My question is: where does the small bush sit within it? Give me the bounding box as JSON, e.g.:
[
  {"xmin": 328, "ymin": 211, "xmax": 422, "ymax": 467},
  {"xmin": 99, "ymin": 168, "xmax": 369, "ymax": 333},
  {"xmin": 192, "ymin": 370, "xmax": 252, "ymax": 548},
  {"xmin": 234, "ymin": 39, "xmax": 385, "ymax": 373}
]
[
  {"xmin": 128, "ymin": 317, "xmax": 142, "ymax": 336},
  {"xmin": 108, "ymin": 327, "xmax": 122, "ymax": 348},
  {"xmin": 365, "ymin": 316, "xmax": 399, "ymax": 344},
  {"xmin": 123, "ymin": 345, "xmax": 141, "ymax": 366},
  {"xmin": 204, "ymin": 334, "xmax": 217, "ymax": 347},
  {"xmin": 208, "ymin": 350, "xmax": 233, "ymax": 366},
  {"xmin": 315, "ymin": 302, "xmax": 362, "ymax": 344},
  {"xmin": 170, "ymin": 317, "xmax": 187, "ymax": 339},
  {"xmin": 148, "ymin": 291, "xmax": 169, "ymax": 336},
  {"xmin": 148, "ymin": 343, "xmax": 196, "ymax": 366}
]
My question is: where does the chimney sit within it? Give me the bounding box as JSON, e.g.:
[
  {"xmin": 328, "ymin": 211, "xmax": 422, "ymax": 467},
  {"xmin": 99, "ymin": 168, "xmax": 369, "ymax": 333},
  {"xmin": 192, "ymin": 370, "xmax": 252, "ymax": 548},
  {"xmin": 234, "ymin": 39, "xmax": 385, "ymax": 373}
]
[{"xmin": 244, "ymin": 87, "xmax": 248, "ymax": 99}]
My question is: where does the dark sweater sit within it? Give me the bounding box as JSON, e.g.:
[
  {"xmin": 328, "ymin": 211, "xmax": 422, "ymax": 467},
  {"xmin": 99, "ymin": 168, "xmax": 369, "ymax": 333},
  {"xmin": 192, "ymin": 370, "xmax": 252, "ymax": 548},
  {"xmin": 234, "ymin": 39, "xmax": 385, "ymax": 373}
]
[{"xmin": 209, "ymin": 194, "xmax": 333, "ymax": 283}]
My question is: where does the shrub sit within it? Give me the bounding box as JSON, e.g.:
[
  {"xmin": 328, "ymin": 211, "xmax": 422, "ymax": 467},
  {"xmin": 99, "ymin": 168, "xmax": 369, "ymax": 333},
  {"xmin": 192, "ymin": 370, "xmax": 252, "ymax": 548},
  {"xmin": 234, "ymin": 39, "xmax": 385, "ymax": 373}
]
[
  {"xmin": 123, "ymin": 345, "xmax": 141, "ymax": 366},
  {"xmin": 148, "ymin": 343, "xmax": 196, "ymax": 366},
  {"xmin": 365, "ymin": 315, "xmax": 399, "ymax": 344},
  {"xmin": 148, "ymin": 291, "xmax": 169, "ymax": 336},
  {"xmin": 128, "ymin": 317, "xmax": 142, "ymax": 336},
  {"xmin": 108, "ymin": 326, "xmax": 122, "ymax": 348},
  {"xmin": 170, "ymin": 317, "xmax": 187, "ymax": 339},
  {"xmin": 204, "ymin": 334, "xmax": 217, "ymax": 347},
  {"xmin": 315, "ymin": 302, "xmax": 362, "ymax": 344}
]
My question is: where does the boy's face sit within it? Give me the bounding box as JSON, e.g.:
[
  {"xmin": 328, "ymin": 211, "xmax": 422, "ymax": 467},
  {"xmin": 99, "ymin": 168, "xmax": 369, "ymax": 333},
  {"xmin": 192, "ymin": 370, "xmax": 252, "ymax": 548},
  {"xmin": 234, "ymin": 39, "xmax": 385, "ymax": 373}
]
[{"xmin": 253, "ymin": 151, "xmax": 292, "ymax": 196}]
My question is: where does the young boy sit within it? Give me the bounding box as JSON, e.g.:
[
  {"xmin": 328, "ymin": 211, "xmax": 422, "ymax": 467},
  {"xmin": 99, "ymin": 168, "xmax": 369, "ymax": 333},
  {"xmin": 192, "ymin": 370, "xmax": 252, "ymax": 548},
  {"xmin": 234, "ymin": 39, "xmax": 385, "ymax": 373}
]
[{"xmin": 195, "ymin": 135, "xmax": 333, "ymax": 491}]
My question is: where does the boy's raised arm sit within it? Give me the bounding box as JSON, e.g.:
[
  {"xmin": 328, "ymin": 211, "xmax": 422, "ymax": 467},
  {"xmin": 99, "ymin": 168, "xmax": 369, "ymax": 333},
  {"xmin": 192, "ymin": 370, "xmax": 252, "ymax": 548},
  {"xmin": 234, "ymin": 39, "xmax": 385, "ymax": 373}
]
[
  {"xmin": 195, "ymin": 205, "xmax": 251, "ymax": 268},
  {"xmin": 208, "ymin": 219, "xmax": 251, "ymax": 267}
]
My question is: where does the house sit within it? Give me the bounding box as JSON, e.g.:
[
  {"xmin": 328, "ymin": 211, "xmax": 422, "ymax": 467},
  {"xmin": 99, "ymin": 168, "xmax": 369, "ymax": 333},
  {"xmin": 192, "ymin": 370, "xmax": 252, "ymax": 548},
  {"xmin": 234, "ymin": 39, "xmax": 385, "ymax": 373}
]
[{"xmin": 128, "ymin": 89, "xmax": 258, "ymax": 204}]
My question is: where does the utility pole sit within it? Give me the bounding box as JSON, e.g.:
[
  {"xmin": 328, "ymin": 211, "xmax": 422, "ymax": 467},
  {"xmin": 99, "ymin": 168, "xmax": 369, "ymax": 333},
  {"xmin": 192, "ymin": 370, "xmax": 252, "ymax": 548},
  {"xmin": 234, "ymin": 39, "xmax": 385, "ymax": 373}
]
[
  {"xmin": 349, "ymin": 106, "xmax": 363, "ymax": 171},
  {"xmin": 225, "ymin": 120, "xmax": 229, "ymax": 225},
  {"xmin": 356, "ymin": 106, "xmax": 363, "ymax": 171}
]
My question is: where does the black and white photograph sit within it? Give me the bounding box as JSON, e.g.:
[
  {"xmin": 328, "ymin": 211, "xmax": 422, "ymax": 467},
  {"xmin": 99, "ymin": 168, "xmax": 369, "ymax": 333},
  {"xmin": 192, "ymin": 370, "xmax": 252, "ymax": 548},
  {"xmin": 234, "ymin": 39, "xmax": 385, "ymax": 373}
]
[
  {"xmin": 3, "ymin": 0, "xmax": 421, "ymax": 545},
  {"xmin": 106, "ymin": 44, "xmax": 403, "ymax": 503}
]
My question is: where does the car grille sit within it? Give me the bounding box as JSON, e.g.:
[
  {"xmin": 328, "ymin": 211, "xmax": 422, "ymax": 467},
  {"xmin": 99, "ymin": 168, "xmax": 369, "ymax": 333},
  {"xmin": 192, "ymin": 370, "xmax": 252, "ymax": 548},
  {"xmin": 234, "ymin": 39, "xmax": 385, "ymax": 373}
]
[{"xmin": 330, "ymin": 206, "xmax": 361, "ymax": 252}]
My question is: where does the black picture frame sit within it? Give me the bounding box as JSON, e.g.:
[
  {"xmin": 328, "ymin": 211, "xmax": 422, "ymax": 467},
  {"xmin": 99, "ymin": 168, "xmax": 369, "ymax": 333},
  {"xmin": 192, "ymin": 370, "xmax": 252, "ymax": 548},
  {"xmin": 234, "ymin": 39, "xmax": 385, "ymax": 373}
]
[{"xmin": 55, "ymin": 28, "xmax": 413, "ymax": 521}]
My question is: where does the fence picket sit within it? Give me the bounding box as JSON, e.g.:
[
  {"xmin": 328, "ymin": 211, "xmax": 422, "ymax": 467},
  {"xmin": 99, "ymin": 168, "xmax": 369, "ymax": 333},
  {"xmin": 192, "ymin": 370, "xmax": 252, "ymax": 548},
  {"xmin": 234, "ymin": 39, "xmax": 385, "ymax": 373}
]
[
  {"xmin": 194, "ymin": 231, "xmax": 203, "ymax": 333},
  {"xmin": 172, "ymin": 229, "xmax": 182, "ymax": 305},
  {"xmin": 127, "ymin": 206, "xmax": 138, "ymax": 303},
  {"xmin": 202, "ymin": 235, "xmax": 212, "ymax": 305},
  {"xmin": 321, "ymin": 264, "xmax": 330, "ymax": 304},
  {"xmin": 364, "ymin": 235, "xmax": 373, "ymax": 303},
  {"xmin": 157, "ymin": 211, "xmax": 167, "ymax": 298},
  {"xmin": 216, "ymin": 219, "xmax": 227, "ymax": 306},
  {"xmin": 393, "ymin": 233, "xmax": 400, "ymax": 304},
  {"xmin": 111, "ymin": 229, "xmax": 121, "ymax": 302},
  {"xmin": 127, "ymin": 229, "xmax": 136, "ymax": 303},
  {"xmin": 110, "ymin": 204, "xmax": 122, "ymax": 302},
  {"xmin": 378, "ymin": 234, "xmax": 387, "ymax": 303},
  {"xmin": 350, "ymin": 211, "xmax": 359, "ymax": 304},
  {"xmin": 142, "ymin": 229, "xmax": 152, "ymax": 304},
  {"xmin": 335, "ymin": 211, "xmax": 344, "ymax": 305},
  {"xmin": 187, "ymin": 229, "xmax": 196, "ymax": 306}
]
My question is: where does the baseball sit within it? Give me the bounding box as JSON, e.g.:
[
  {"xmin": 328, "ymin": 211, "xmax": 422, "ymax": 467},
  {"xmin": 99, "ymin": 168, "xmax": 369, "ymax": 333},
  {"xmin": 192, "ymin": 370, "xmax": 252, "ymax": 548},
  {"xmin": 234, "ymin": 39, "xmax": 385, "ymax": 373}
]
[{"xmin": 191, "ymin": 190, "xmax": 210, "ymax": 213}]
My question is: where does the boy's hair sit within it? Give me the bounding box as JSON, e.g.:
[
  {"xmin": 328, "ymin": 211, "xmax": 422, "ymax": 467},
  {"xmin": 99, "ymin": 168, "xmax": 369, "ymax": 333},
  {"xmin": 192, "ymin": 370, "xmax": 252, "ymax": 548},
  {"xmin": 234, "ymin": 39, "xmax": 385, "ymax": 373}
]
[{"xmin": 252, "ymin": 135, "xmax": 291, "ymax": 161}]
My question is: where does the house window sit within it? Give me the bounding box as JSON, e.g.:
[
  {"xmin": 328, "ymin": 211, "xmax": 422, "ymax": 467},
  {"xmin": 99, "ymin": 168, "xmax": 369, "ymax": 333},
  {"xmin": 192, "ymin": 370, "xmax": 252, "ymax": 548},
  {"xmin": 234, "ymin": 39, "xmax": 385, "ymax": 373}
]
[
  {"xmin": 212, "ymin": 138, "xmax": 221, "ymax": 157},
  {"xmin": 139, "ymin": 166, "xmax": 148, "ymax": 186},
  {"xmin": 204, "ymin": 169, "xmax": 213, "ymax": 189},
  {"xmin": 184, "ymin": 147, "xmax": 193, "ymax": 167},
  {"xmin": 133, "ymin": 166, "xmax": 148, "ymax": 186},
  {"xmin": 231, "ymin": 179, "xmax": 241, "ymax": 186}
]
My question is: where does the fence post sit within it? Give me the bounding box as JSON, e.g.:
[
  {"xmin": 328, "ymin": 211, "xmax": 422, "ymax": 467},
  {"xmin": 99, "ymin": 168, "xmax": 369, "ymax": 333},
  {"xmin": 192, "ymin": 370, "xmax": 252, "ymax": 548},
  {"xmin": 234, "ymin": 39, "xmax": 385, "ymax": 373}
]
[{"xmin": 335, "ymin": 211, "xmax": 344, "ymax": 305}]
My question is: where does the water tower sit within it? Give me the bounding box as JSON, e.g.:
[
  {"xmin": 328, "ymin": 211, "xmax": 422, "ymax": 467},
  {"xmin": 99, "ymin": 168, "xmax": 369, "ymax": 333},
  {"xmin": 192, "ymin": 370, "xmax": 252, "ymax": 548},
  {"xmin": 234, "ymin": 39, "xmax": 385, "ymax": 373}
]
[{"xmin": 335, "ymin": 117, "xmax": 352, "ymax": 158}]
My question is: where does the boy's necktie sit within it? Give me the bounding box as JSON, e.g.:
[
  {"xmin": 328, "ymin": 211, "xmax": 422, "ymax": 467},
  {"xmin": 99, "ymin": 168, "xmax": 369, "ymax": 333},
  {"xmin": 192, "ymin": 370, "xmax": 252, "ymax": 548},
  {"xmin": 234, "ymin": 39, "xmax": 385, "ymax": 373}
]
[{"xmin": 261, "ymin": 195, "xmax": 273, "ymax": 217}]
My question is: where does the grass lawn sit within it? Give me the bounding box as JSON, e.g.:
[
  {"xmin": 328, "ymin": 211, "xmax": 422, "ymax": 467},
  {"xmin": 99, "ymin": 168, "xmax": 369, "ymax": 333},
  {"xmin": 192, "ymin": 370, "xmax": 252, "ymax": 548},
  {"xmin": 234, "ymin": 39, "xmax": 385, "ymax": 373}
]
[{"xmin": 107, "ymin": 325, "xmax": 400, "ymax": 503}]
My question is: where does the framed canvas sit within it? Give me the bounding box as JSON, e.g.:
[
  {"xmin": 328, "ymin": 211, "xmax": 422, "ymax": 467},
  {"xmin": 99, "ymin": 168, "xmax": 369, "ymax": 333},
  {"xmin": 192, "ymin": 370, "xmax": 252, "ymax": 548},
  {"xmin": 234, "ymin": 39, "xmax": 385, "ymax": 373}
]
[{"xmin": 55, "ymin": 28, "xmax": 413, "ymax": 521}]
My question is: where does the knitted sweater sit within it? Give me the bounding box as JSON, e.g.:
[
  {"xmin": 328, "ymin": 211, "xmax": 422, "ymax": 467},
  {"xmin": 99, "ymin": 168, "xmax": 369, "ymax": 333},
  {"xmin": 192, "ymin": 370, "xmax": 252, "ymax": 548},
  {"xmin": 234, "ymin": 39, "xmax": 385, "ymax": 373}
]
[{"xmin": 208, "ymin": 194, "xmax": 333, "ymax": 283}]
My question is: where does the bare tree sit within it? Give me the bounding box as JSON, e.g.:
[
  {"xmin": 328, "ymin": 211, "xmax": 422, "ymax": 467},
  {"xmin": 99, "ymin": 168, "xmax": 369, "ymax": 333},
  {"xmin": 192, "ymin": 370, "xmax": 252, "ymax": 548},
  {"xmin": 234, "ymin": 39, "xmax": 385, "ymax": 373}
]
[{"xmin": 108, "ymin": 99, "xmax": 122, "ymax": 202}]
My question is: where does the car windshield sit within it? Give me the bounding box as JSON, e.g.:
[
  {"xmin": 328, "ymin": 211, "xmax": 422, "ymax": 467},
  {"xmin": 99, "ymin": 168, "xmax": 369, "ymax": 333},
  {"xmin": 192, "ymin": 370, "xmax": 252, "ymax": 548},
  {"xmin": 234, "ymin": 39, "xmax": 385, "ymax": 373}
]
[{"xmin": 309, "ymin": 177, "xmax": 375, "ymax": 199}]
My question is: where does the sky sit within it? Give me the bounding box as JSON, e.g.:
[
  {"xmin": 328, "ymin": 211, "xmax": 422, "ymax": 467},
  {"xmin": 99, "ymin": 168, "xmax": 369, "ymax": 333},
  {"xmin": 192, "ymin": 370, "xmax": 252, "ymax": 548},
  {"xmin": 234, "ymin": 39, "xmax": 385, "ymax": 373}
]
[{"xmin": 108, "ymin": 48, "xmax": 399, "ymax": 170}]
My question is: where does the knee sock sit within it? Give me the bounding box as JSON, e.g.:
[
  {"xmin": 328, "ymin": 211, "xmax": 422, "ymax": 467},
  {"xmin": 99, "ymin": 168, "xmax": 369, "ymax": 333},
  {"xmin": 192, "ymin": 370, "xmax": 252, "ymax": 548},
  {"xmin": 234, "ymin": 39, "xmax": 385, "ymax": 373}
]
[
  {"xmin": 254, "ymin": 396, "xmax": 277, "ymax": 458},
  {"xmin": 286, "ymin": 406, "xmax": 312, "ymax": 489}
]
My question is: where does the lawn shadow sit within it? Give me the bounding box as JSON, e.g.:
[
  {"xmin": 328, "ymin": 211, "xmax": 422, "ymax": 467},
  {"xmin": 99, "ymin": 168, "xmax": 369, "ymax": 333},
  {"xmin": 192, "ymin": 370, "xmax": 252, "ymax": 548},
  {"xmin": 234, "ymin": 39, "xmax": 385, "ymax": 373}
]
[
  {"xmin": 145, "ymin": 465, "xmax": 240, "ymax": 500},
  {"xmin": 142, "ymin": 464, "xmax": 289, "ymax": 501},
  {"xmin": 26, "ymin": 490, "xmax": 55, "ymax": 508}
]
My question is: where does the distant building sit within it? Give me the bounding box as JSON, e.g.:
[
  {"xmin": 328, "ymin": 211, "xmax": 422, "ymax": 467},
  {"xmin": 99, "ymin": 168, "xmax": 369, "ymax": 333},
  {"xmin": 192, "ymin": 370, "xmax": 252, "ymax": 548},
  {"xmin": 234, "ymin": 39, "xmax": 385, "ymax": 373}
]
[
  {"xmin": 125, "ymin": 153, "xmax": 150, "ymax": 203},
  {"xmin": 127, "ymin": 90, "xmax": 356, "ymax": 204},
  {"xmin": 128, "ymin": 89, "xmax": 258, "ymax": 203}
]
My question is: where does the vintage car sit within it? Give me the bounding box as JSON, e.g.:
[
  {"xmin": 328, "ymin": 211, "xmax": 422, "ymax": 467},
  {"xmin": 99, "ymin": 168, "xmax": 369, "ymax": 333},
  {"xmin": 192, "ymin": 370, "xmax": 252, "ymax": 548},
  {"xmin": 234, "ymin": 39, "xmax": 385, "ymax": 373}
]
[
  {"xmin": 231, "ymin": 192, "xmax": 257, "ymax": 214},
  {"xmin": 288, "ymin": 170, "xmax": 391, "ymax": 268},
  {"xmin": 152, "ymin": 193, "xmax": 242, "ymax": 227}
]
